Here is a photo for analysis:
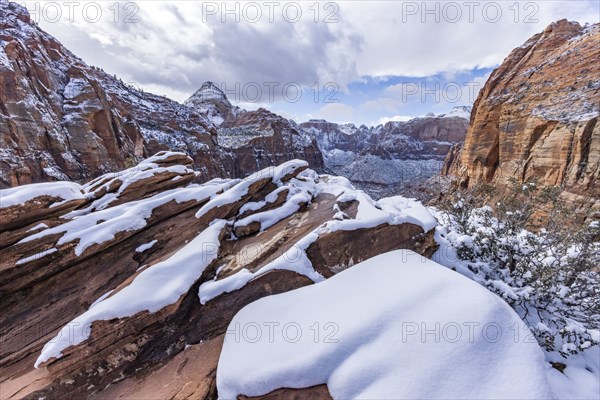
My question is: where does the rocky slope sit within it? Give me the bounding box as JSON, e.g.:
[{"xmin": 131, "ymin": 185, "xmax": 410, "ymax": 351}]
[
  {"xmin": 0, "ymin": 152, "xmax": 438, "ymax": 399},
  {"xmin": 0, "ymin": 2, "xmax": 322, "ymax": 188},
  {"xmin": 184, "ymin": 82, "xmax": 324, "ymax": 178},
  {"xmin": 0, "ymin": 1, "xmax": 143, "ymax": 186},
  {"xmin": 301, "ymin": 107, "xmax": 469, "ymax": 198},
  {"xmin": 442, "ymin": 20, "xmax": 599, "ymax": 206}
]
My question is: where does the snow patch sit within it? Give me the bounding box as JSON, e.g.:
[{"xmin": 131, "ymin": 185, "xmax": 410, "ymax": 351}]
[
  {"xmin": 15, "ymin": 248, "xmax": 58, "ymax": 265},
  {"xmin": 27, "ymin": 222, "xmax": 48, "ymax": 232},
  {"xmin": 135, "ymin": 240, "xmax": 157, "ymax": 253},
  {"xmin": 195, "ymin": 160, "xmax": 308, "ymax": 220},
  {"xmin": 199, "ymin": 226, "xmax": 326, "ymax": 304},
  {"xmin": 0, "ymin": 182, "xmax": 84, "ymax": 209},
  {"xmin": 21, "ymin": 183, "xmax": 228, "ymax": 256}
]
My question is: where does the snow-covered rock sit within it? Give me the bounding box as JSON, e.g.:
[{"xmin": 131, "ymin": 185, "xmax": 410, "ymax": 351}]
[
  {"xmin": 0, "ymin": 181, "xmax": 84, "ymax": 209},
  {"xmin": 2, "ymin": 154, "xmax": 439, "ymax": 399},
  {"xmin": 217, "ymin": 250, "xmax": 554, "ymax": 399}
]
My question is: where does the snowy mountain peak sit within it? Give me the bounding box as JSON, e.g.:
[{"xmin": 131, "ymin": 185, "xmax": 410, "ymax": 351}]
[
  {"xmin": 183, "ymin": 81, "xmax": 235, "ymax": 126},
  {"xmin": 445, "ymin": 106, "xmax": 472, "ymax": 119},
  {"xmin": 185, "ymin": 81, "xmax": 230, "ymax": 105}
]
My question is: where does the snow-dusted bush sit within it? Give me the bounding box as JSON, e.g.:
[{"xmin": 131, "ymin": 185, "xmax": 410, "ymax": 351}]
[{"xmin": 436, "ymin": 180, "xmax": 600, "ymax": 356}]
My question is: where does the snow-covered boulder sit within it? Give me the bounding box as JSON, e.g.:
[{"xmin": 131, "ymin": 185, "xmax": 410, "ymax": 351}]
[{"xmin": 217, "ymin": 250, "xmax": 555, "ymax": 399}]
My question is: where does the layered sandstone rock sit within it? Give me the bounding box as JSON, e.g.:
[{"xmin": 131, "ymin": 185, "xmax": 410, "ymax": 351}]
[
  {"xmin": 0, "ymin": 154, "xmax": 437, "ymax": 399},
  {"xmin": 0, "ymin": 2, "xmax": 142, "ymax": 186},
  {"xmin": 443, "ymin": 20, "xmax": 599, "ymax": 206}
]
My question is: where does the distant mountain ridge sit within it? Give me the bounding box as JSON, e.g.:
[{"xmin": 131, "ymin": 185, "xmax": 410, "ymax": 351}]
[{"xmin": 300, "ymin": 107, "xmax": 470, "ymax": 197}]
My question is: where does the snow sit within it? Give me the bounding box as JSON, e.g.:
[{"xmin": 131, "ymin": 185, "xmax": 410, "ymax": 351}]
[
  {"xmin": 0, "ymin": 181, "xmax": 84, "ymax": 209},
  {"xmin": 81, "ymin": 153, "xmax": 195, "ymax": 209},
  {"xmin": 319, "ymin": 175, "xmax": 356, "ymax": 196},
  {"xmin": 27, "ymin": 222, "xmax": 48, "ymax": 232},
  {"xmin": 338, "ymin": 123, "xmax": 359, "ymax": 135},
  {"xmin": 217, "ymin": 250, "xmax": 554, "ymax": 399},
  {"xmin": 63, "ymin": 77, "xmax": 88, "ymax": 100},
  {"xmin": 199, "ymin": 268, "xmax": 254, "ymax": 304},
  {"xmin": 546, "ymin": 347, "xmax": 600, "ymax": 400},
  {"xmin": 233, "ymin": 173, "xmax": 316, "ymax": 233},
  {"xmin": 216, "ymin": 125, "xmax": 274, "ymax": 148},
  {"xmin": 238, "ymin": 186, "xmax": 288, "ymax": 215},
  {"xmin": 0, "ymin": 42, "xmax": 14, "ymax": 71},
  {"xmin": 142, "ymin": 151, "xmax": 186, "ymax": 164},
  {"xmin": 42, "ymin": 166, "xmax": 69, "ymax": 181},
  {"xmin": 20, "ymin": 183, "xmax": 228, "ymax": 257},
  {"xmin": 328, "ymin": 155, "xmax": 444, "ymax": 186},
  {"xmin": 15, "ymin": 248, "xmax": 58, "ymax": 266},
  {"xmin": 200, "ymin": 174, "xmax": 437, "ymax": 305},
  {"xmin": 195, "ymin": 160, "xmax": 308, "ymax": 220},
  {"xmin": 135, "ymin": 240, "xmax": 157, "ymax": 253},
  {"xmin": 431, "ymin": 208, "xmax": 600, "ymax": 400},
  {"xmin": 234, "ymin": 192, "xmax": 311, "ymax": 232},
  {"xmin": 326, "ymin": 191, "xmax": 437, "ymax": 233},
  {"xmin": 443, "ymin": 106, "xmax": 472, "ymax": 119},
  {"xmin": 207, "ymin": 113, "xmax": 224, "ymax": 126},
  {"xmin": 89, "ymin": 290, "xmax": 114, "ymax": 309},
  {"xmin": 272, "ymin": 160, "xmax": 309, "ymax": 184},
  {"xmin": 35, "ymin": 220, "xmax": 228, "ymax": 367},
  {"xmin": 199, "ymin": 226, "xmax": 325, "ymax": 305},
  {"xmin": 185, "ymin": 82, "xmax": 228, "ymax": 103}
]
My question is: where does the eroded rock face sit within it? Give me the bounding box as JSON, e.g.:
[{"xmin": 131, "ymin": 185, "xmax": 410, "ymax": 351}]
[
  {"xmin": 442, "ymin": 20, "xmax": 599, "ymax": 205},
  {"xmin": 0, "ymin": 154, "xmax": 437, "ymax": 399},
  {"xmin": 0, "ymin": 3, "xmax": 323, "ymax": 188},
  {"xmin": 300, "ymin": 109, "xmax": 469, "ymax": 197},
  {"xmin": 0, "ymin": 2, "xmax": 142, "ymax": 186}
]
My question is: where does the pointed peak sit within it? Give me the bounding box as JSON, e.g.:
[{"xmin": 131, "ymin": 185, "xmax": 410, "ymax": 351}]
[{"xmin": 193, "ymin": 81, "xmax": 228, "ymax": 102}]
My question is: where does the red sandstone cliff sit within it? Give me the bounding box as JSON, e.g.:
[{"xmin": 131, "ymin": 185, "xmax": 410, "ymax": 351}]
[{"xmin": 442, "ymin": 20, "xmax": 599, "ymax": 205}]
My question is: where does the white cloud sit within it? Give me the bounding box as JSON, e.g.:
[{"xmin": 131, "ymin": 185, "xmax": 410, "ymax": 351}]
[
  {"xmin": 314, "ymin": 103, "xmax": 355, "ymax": 123},
  {"xmin": 337, "ymin": 1, "xmax": 598, "ymax": 78},
  {"xmin": 360, "ymin": 97, "xmax": 404, "ymax": 113}
]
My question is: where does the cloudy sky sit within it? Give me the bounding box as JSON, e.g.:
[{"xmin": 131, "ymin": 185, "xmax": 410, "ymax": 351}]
[{"xmin": 25, "ymin": 0, "xmax": 599, "ymax": 125}]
